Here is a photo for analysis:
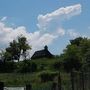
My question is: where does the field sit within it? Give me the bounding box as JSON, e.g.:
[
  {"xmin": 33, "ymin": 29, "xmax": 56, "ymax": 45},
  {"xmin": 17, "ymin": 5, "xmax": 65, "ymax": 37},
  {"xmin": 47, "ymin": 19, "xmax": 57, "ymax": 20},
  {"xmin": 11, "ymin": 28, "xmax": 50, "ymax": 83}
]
[
  {"xmin": 0, "ymin": 58, "xmax": 68, "ymax": 87},
  {"xmin": 0, "ymin": 58, "xmax": 89, "ymax": 90},
  {"xmin": 0, "ymin": 58, "xmax": 58, "ymax": 84},
  {"xmin": 0, "ymin": 73, "xmax": 72, "ymax": 90}
]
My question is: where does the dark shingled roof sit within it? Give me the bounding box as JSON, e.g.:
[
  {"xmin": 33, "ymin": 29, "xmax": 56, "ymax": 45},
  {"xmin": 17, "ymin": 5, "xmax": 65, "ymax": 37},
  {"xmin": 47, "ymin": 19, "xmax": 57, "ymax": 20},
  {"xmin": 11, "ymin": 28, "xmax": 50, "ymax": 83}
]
[{"xmin": 31, "ymin": 46, "xmax": 54, "ymax": 59}]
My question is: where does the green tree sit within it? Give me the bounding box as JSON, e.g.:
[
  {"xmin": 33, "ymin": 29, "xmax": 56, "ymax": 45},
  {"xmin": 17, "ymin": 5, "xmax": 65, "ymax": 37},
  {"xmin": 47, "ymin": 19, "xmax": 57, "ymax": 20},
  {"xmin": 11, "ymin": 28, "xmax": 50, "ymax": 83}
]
[
  {"xmin": 18, "ymin": 36, "xmax": 31, "ymax": 60},
  {"xmin": 4, "ymin": 36, "xmax": 31, "ymax": 62},
  {"xmin": 5, "ymin": 40, "xmax": 20, "ymax": 61},
  {"xmin": 85, "ymin": 49, "xmax": 90, "ymax": 63},
  {"xmin": 70, "ymin": 37, "xmax": 83, "ymax": 46},
  {"xmin": 0, "ymin": 50, "xmax": 5, "ymax": 62},
  {"xmin": 63, "ymin": 45, "xmax": 82, "ymax": 72},
  {"xmin": 61, "ymin": 37, "xmax": 90, "ymax": 72}
]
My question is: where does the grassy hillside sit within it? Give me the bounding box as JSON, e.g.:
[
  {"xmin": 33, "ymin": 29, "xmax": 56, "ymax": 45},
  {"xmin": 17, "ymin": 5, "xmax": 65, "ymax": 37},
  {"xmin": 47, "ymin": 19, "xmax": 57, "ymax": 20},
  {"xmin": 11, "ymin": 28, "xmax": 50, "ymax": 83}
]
[
  {"xmin": 0, "ymin": 58, "xmax": 78, "ymax": 90},
  {"xmin": 0, "ymin": 57, "xmax": 63, "ymax": 86}
]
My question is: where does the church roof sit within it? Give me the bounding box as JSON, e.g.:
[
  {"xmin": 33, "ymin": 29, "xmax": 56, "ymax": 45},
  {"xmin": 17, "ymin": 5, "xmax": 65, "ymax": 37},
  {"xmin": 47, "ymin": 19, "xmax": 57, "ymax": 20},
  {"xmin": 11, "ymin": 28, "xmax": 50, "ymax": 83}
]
[{"xmin": 31, "ymin": 46, "xmax": 53, "ymax": 59}]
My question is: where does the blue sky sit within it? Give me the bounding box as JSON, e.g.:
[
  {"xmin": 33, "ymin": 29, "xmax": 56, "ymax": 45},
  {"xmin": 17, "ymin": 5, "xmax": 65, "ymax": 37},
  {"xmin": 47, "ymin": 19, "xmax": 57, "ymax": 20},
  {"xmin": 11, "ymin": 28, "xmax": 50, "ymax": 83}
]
[{"xmin": 0, "ymin": 0, "xmax": 90, "ymax": 55}]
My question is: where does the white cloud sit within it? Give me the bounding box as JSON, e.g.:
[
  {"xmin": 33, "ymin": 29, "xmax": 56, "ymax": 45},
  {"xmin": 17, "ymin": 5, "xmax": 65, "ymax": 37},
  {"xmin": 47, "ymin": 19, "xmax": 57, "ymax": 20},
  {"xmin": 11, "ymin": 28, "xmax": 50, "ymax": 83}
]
[
  {"xmin": 0, "ymin": 16, "xmax": 7, "ymax": 21},
  {"xmin": 0, "ymin": 21, "xmax": 57, "ymax": 56},
  {"xmin": 88, "ymin": 26, "xmax": 90, "ymax": 30},
  {"xmin": 37, "ymin": 4, "xmax": 81, "ymax": 31},
  {"xmin": 0, "ymin": 4, "xmax": 82, "ymax": 56},
  {"xmin": 67, "ymin": 29, "xmax": 80, "ymax": 38},
  {"xmin": 56, "ymin": 28, "xmax": 65, "ymax": 36}
]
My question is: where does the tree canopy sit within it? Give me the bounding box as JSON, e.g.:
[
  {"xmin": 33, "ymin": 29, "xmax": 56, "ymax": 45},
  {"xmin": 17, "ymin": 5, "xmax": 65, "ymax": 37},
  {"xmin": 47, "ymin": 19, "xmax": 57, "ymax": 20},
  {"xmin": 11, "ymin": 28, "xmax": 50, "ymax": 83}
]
[
  {"xmin": 61, "ymin": 37, "xmax": 90, "ymax": 72},
  {"xmin": 0, "ymin": 36, "xmax": 90, "ymax": 73},
  {"xmin": 4, "ymin": 36, "xmax": 31, "ymax": 62}
]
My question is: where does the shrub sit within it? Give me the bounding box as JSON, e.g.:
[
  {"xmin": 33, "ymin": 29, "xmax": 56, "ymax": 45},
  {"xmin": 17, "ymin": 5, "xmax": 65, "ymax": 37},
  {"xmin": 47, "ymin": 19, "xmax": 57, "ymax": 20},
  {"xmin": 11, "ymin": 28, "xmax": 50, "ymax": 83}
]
[
  {"xmin": 53, "ymin": 62, "xmax": 61, "ymax": 70},
  {"xmin": 39, "ymin": 71, "xmax": 58, "ymax": 82},
  {"xmin": 19, "ymin": 61, "xmax": 37, "ymax": 73},
  {"xmin": 39, "ymin": 64, "xmax": 45, "ymax": 71},
  {"xmin": 0, "ymin": 61, "xmax": 16, "ymax": 73}
]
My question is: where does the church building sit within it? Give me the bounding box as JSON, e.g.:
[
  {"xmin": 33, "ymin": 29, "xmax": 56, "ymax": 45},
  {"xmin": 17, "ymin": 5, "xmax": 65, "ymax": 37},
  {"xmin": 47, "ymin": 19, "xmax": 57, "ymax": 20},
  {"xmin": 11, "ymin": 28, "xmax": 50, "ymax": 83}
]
[{"xmin": 31, "ymin": 46, "xmax": 54, "ymax": 59}]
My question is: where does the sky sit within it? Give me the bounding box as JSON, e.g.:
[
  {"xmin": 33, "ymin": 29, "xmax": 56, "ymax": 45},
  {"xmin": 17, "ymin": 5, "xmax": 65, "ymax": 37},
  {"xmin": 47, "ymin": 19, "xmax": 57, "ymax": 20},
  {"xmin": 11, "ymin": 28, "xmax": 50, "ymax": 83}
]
[{"xmin": 0, "ymin": 0, "xmax": 90, "ymax": 56}]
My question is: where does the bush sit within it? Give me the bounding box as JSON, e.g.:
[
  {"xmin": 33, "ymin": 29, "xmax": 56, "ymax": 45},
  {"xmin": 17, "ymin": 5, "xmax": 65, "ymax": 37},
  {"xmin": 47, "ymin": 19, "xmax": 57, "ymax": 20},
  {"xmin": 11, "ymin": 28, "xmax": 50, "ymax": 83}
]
[
  {"xmin": 0, "ymin": 62, "xmax": 16, "ymax": 73},
  {"xmin": 39, "ymin": 64, "xmax": 45, "ymax": 71},
  {"xmin": 53, "ymin": 62, "xmax": 61, "ymax": 70},
  {"xmin": 63, "ymin": 58, "xmax": 82, "ymax": 72},
  {"xmin": 19, "ymin": 61, "xmax": 37, "ymax": 73},
  {"xmin": 39, "ymin": 71, "xmax": 58, "ymax": 82}
]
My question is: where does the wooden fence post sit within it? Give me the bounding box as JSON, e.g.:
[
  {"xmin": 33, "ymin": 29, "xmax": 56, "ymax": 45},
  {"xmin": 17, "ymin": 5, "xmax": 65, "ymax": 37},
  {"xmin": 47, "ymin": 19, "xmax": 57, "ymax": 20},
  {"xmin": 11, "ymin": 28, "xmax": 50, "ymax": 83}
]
[
  {"xmin": 81, "ymin": 70, "xmax": 85, "ymax": 90},
  {"xmin": 70, "ymin": 70, "xmax": 75, "ymax": 90},
  {"xmin": 51, "ymin": 82, "xmax": 57, "ymax": 90},
  {"xmin": 58, "ymin": 72, "xmax": 61, "ymax": 90},
  {"xmin": 26, "ymin": 84, "xmax": 32, "ymax": 90},
  {"xmin": 0, "ymin": 82, "xmax": 4, "ymax": 90}
]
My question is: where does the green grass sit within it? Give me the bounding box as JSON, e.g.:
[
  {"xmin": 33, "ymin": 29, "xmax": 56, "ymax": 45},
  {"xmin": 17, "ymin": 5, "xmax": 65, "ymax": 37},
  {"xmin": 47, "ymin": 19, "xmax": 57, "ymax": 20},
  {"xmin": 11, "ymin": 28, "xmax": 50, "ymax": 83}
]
[
  {"xmin": 0, "ymin": 73, "xmax": 38, "ymax": 86},
  {"xmin": 30, "ymin": 58, "xmax": 62, "ymax": 71},
  {"xmin": 0, "ymin": 58, "xmax": 71, "ymax": 89},
  {"xmin": 0, "ymin": 72, "xmax": 71, "ymax": 86},
  {"xmin": 0, "ymin": 72, "xmax": 73, "ymax": 90}
]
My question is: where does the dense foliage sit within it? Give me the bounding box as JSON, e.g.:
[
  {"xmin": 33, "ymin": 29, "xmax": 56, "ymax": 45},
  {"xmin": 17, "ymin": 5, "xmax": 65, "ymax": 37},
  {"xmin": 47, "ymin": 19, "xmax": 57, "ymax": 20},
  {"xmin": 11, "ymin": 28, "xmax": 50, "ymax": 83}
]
[
  {"xmin": 0, "ymin": 36, "xmax": 90, "ymax": 73},
  {"xmin": 2, "ymin": 35, "xmax": 31, "ymax": 62},
  {"xmin": 39, "ymin": 71, "xmax": 58, "ymax": 82},
  {"xmin": 61, "ymin": 37, "xmax": 90, "ymax": 72},
  {"xmin": 0, "ymin": 36, "xmax": 90, "ymax": 87}
]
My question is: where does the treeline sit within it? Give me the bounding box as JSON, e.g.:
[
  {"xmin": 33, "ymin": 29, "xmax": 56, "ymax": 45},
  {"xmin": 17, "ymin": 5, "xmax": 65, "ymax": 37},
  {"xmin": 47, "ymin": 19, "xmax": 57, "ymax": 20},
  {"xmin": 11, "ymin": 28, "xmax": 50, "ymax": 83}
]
[
  {"xmin": 0, "ymin": 35, "xmax": 31, "ymax": 62},
  {"xmin": 0, "ymin": 35, "xmax": 33, "ymax": 73},
  {"xmin": 60, "ymin": 37, "xmax": 90, "ymax": 72},
  {"xmin": 0, "ymin": 61, "xmax": 37, "ymax": 73},
  {"xmin": 0, "ymin": 36, "xmax": 90, "ymax": 73}
]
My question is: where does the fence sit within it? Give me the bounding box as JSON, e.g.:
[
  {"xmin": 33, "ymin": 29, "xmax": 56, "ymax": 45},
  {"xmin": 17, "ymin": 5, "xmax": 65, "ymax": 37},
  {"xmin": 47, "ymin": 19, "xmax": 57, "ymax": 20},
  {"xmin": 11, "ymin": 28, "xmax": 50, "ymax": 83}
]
[
  {"xmin": 60, "ymin": 70, "xmax": 90, "ymax": 90},
  {"xmin": 0, "ymin": 70, "xmax": 90, "ymax": 90}
]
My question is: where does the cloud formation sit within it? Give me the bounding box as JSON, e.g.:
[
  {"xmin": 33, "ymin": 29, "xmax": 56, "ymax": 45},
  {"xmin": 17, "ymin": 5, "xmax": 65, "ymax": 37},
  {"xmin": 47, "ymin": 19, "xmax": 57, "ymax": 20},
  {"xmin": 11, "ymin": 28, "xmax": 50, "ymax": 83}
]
[
  {"xmin": 0, "ymin": 4, "xmax": 82, "ymax": 56},
  {"xmin": 67, "ymin": 29, "xmax": 80, "ymax": 38},
  {"xmin": 0, "ymin": 21, "xmax": 56, "ymax": 56},
  {"xmin": 37, "ymin": 4, "xmax": 81, "ymax": 33},
  {"xmin": 0, "ymin": 16, "xmax": 7, "ymax": 22}
]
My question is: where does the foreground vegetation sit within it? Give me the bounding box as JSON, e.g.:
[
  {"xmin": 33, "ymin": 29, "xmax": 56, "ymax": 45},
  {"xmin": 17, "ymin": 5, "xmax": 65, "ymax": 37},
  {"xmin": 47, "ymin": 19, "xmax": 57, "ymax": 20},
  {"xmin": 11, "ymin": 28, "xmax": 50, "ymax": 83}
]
[
  {"xmin": 0, "ymin": 36, "xmax": 90, "ymax": 88},
  {"xmin": 0, "ymin": 58, "xmax": 61, "ymax": 86}
]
